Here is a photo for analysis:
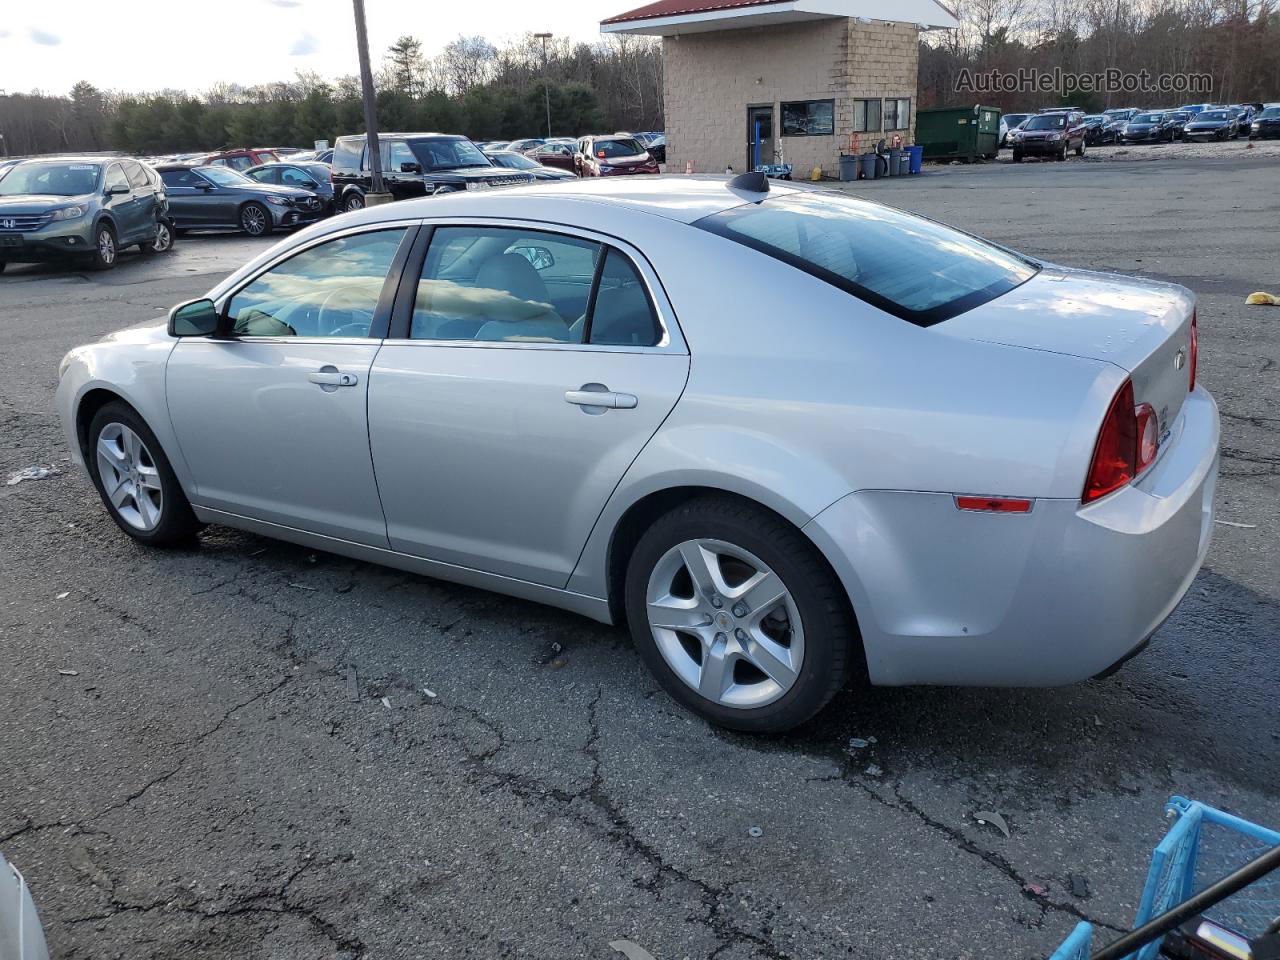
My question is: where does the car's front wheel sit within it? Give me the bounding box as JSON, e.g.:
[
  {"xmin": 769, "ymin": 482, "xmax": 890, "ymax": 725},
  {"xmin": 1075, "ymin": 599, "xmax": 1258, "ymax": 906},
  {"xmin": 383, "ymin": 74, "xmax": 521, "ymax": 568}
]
[
  {"xmin": 624, "ymin": 496, "xmax": 856, "ymax": 732},
  {"xmin": 87, "ymin": 223, "xmax": 118, "ymax": 270},
  {"xmin": 87, "ymin": 401, "xmax": 201, "ymax": 546},
  {"xmin": 239, "ymin": 202, "xmax": 271, "ymax": 237}
]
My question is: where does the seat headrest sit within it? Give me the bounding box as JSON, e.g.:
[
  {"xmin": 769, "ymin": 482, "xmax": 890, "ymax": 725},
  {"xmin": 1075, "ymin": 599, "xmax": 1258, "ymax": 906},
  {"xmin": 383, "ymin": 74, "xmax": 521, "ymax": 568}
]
[{"xmin": 475, "ymin": 253, "xmax": 549, "ymax": 306}]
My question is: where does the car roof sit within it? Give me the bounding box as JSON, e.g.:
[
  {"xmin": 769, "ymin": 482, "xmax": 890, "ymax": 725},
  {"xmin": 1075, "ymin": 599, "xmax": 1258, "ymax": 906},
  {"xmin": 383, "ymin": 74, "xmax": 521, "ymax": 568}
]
[
  {"xmin": 12, "ymin": 155, "xmax": 118, "ymax": 164},
  {"xmin": 338, "ymin": 132, "xmax": 465, "ymax": 141},
  {"xmin": 341, "ymin": 175, "xmax": 804, "ymax": 228}
]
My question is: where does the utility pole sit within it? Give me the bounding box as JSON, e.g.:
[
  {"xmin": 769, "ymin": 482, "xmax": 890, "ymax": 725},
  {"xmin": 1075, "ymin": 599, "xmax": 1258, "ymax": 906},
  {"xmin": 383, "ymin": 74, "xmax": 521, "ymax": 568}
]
[
  {"xmin": 534, "ymin": 32, "xmax": 553, "ymax": 138},
  {"xmin": 352, "ymin": 0, "xmax": 389, "ymax": 203}
]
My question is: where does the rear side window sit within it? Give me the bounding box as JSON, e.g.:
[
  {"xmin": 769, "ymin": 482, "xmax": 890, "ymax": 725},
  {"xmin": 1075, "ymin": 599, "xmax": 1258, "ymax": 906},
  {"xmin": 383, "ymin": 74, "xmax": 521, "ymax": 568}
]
[
  {"xmin": 123, "ymin": 161, "xmax": 149, "ymax": 189},
  {"xmin": 332, "ymin": 139, "xmax": 363, "ymax": 172},
  {"xmin": 104, "ymin": 164, "xmax": 130, "ymax": 193},
  {"xmin": 696, "ymin": 192, "xmax": 1037, "ymax": 326},
  {"xmin": 161, "ymin": 169, "xmax": 205, "ymax": 188}
]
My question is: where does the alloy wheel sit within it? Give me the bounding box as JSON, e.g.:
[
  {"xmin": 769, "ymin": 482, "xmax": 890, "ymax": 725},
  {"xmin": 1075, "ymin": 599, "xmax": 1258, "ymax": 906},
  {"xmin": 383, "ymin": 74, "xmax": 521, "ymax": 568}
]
[
  {"xmin": 95, "ymin": 422, "xmax": 163, "ymax": 531},
  {"xmin": 645, "ymin": 538, "xmax": 804, "ymax": 709},
  {"xmin": 97, "ymin": 229, "xmax": 116, "ymax": 265},
  {"xmin": 241, "ymin": 205, "xmax": 268, "ymax": 236},
  {"xmin": 152, "ymin": 221, "xmax": 173, "ymax": 252},
  {"xmin": 345, "ymin": 194, "xmax": 364, "ymax": 212}
]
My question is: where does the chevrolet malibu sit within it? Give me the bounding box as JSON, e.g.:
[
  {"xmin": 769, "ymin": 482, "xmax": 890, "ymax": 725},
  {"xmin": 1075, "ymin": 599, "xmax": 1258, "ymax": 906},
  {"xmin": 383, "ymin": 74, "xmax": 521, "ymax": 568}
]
[{"xmin": 56, "ymin": 175, "xmax": 1218, "ymax": 732}]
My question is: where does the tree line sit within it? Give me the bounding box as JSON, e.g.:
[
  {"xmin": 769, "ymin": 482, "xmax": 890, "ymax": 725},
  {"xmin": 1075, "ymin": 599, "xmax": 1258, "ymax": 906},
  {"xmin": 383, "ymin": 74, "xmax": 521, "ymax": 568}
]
[
  {"xmin": 920, "ymin": 0, "xmax": 1280, "ymax": 113},
  {"xmin": 0, "ymin": 33, "xmax": 663, "ymax": 157}
]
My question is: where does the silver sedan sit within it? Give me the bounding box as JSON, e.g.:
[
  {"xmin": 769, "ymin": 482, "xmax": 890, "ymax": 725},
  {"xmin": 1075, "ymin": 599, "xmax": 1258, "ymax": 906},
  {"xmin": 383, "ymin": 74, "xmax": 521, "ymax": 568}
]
[{"xmin": 56, "ymin": 175, "xmax": 1218, "ymax": 732}]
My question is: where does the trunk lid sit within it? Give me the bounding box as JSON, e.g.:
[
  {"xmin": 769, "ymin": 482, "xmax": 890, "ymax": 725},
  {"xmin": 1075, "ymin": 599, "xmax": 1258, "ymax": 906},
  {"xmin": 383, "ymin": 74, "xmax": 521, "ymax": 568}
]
[{"xmin": 940, "ymin": 265, "xmax": 1196, "ymax": 438}]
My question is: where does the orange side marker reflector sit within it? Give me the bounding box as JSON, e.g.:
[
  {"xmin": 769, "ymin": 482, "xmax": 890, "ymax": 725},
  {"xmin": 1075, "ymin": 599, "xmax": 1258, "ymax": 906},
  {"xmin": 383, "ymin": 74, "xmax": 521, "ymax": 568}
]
[{"xmin": 954, "ymin": 496, "xmax": 1033, "ymax": 513}]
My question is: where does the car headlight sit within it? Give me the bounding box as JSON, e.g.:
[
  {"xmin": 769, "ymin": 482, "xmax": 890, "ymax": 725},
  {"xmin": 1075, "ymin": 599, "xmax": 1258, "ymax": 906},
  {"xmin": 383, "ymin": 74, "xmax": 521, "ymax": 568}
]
[
  {"xmin": 465, "ymin": 181, "xmax": 490, "ymax": 191},
  {"xmin": 265, "ymin": 195, "xmax": 291, "ymax": 206},
  {"xmin": 1253, "ymin": 122, "xmax": 1261, "ymax": 129},
  {"xmin": 598, "ymin": 164, "xmax": 615, "ymax": 172},
  {"xmin": 1048, "ymin": 134, "xmax": 1062, "ymax": 141},
  {"xmin": 49, "ymin": 204, "xmax": 88, "ymax": 222}
]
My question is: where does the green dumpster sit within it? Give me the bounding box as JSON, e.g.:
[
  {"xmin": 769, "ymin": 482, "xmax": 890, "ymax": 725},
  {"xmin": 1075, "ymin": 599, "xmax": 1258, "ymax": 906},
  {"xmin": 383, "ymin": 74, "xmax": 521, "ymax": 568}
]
[{"xmin": 915, "ymin": 105, "xmax": 1001, "ymax": 162}]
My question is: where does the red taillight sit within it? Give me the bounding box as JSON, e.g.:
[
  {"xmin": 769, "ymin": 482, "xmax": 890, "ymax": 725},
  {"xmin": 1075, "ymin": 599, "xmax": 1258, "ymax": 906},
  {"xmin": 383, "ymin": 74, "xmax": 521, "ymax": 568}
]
[
  {"xmin": 1083, "ymin": 380, "xmax": 1138, "ymax": 503},
  {"xmin": 1188, "ymin": 310, "xmax": 1198, "ymax": 392},
  {"xmin": 955, "ymin": 496, "xmax": 1033, "ymax": 513},
  {"xmin": 1135, "ymin": 403, "xmax": 1159, "ymax": 472}
]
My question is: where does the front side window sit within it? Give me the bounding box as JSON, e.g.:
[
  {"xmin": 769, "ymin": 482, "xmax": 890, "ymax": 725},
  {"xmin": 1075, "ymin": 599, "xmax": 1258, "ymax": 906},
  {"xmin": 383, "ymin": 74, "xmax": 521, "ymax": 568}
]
[
  {"xmin": 853, "ymin": 99, "xmax": 882, "ymax": 133},
  {"xmin": 226, "ymin": 229, "xmax": 408, "ymax": 338},
  {"xmin": 0, "ymin": 162, "xmax": 101, "ymax": 197},
  {"xmin": 885, "ymin": 98, "xmax": 912, "ymax": 130},
  {"xmin": 200, "ymin": 166, "xmax": 254, "ymax": 187},
  {"xmin": 247, "ymin": 167, "xmax": 279, "ymax": 184},
  {"xmin": 383, "ymin": 140, "xmax": 417, "ymax": 172},
  {"xmin": 696, "ymin": 192, "xmax": 1038, "ymax": 326},
  {"xmin": 781, "ymin": 100, "xmax": 835, "ymax": 137},
  {"xmin": 104, "ymin": 164, "xmax": 130, "ymax": 193},
  {"xmin": 412, "ymin": 227, "xmax": 601, "ymax": 343},
  {"xmin": 279, "ymin": 167, "xmax": 314, "ymax": 186}
]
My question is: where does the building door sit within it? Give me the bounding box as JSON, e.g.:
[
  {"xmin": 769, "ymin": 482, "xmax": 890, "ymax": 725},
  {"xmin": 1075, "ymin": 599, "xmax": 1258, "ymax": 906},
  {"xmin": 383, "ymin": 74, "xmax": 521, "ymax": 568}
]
[{"xmin": 746, "ymin": 106, "xmax": 774, "ymax": 171}]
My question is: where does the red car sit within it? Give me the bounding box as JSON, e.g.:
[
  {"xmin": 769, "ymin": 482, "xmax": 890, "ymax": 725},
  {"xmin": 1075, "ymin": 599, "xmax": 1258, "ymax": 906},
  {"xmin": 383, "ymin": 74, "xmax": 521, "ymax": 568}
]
[
  {"xmin": 202, "ymin": 148, "xmax": 282, "ymax": 172},
  {"xmin": 526, "ymin": 142, "xmax": 577, "ymax": 172},
  {"xmin": 575, "ymin": 135, "xmax": 659, "ymax": 177}
]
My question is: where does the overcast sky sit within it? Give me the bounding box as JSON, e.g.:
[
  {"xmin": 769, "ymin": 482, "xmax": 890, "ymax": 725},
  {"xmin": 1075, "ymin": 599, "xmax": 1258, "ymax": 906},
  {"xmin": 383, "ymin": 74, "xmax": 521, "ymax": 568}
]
[{"xmin": 0, "ymin": 0, "xmax": 619, "ymax": 96}]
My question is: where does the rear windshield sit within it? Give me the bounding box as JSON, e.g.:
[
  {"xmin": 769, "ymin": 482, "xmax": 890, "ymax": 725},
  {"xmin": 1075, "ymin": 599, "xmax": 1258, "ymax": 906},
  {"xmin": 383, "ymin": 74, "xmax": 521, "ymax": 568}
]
[
  {"xmin": 1024, "ymin": 115, "xmax": 1066, "ymax": 130},
  {"xmin": 596, "ymin": 139, "xmax": 645, "ymax": 158},
  {"xmin": 0, "ymin": 161, "xmax": 101, "ymax": 196},
  {"xmin": 696, "ymin": 192, "xmax": 1038, "ymax": 326}
]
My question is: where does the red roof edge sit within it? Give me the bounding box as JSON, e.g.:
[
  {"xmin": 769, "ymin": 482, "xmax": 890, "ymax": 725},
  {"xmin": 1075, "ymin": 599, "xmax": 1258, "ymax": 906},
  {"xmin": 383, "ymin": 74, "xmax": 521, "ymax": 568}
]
[{"xmin": 602, "ymin": 0, "xmax": 785, "ymax": 26}]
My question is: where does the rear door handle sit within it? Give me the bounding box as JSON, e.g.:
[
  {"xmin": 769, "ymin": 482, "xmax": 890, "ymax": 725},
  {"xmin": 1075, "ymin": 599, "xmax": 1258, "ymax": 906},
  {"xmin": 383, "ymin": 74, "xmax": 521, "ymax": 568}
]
[
  {"xmin": 565, "ymin": 386, "xmax": 637, "ymax": 410},
  {"xmin": 309, "ymin": 370, "xmax": 359, "ymax": 387}
]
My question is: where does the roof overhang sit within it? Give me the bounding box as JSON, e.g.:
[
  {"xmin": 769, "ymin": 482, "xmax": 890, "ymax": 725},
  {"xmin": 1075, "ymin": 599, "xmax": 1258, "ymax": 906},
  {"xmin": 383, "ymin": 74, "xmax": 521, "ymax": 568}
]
[{"xmin": 601, "ymin": 0, "xmax": 958, "ymax": 36}]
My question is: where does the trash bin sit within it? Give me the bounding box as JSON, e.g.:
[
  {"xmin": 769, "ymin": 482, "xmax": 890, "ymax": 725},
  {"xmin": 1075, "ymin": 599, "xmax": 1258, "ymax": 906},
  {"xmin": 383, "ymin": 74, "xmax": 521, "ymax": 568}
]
[
  {"xmin": 839, "ymin": 154, "xmax": 859, "ymax": 181},
  {"xmin": 860, "ymin": 153, "xmax": 878, "ymax": 179},
  {"xmin": 908, "ymin": 145, "xmax": 924, "ymax": 174},
  {"xmin": 887, "ymin": 147, "xmax": 903, "ymax": 176},
  {"xmin": 897, "ymin": 152, "xmax": 911, "ymax": 175}
]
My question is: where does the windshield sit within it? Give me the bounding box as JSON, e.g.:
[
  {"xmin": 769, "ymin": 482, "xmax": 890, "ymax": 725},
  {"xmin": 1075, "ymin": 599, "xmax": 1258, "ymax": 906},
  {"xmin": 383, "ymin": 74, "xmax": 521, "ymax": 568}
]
[
  {"xmin": 1132, "ymin": 114, "xmax": 1162, "ymax": 123},
  {"xmin": 411, "ymin": 138, "xmax": 491, "ymax": 171},
  {"xmin": 1103, "ymin": 109, "xmax": 1129, "ymax": 117},
  {"xmin": 596, "ymin": 138, "xmax": 645, "ymax": 158},
  {"xmin": 199, "ymin": 166, "xmax": 254, "ymax": 186},
  {"xmin": 1004, "ymin": 115, "xmax": 1028, "ymax": 125},
  {"xmin": 1260, "ymin": 108, "xmax": 1280, "ymax": 119},
  {"xmin": 490, "ymin": 153, "xmax": 538, "ymax": 170},
  {"xmin": 1198, "ymin": 111, "xmax": 1229, "ymax": 121},
  {"xmin": 696, "ymin": 191, "xmax": 1038, "ymax": 326},
  {"xmin": 0, "ymin": 161, "xmax": 102, "ymax": 197},
  {"xmin": 1024, "ymin": 115, "xmax": 1066, "ymax": 130}
]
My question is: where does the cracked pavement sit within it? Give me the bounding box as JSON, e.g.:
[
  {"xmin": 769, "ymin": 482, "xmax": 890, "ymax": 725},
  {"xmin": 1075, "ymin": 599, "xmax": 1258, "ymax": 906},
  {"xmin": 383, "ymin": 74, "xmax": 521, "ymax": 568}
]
[{"xmin": 2, "ymin": 157, "xmax": 1278, "ymax": 959}]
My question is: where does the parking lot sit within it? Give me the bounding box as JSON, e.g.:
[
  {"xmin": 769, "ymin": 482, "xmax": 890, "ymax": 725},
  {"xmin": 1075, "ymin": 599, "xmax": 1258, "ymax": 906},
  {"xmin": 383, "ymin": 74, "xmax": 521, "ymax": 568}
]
[{"xmin": 2, "ymin": 154, "xmax": 1278, "ymax": 959}]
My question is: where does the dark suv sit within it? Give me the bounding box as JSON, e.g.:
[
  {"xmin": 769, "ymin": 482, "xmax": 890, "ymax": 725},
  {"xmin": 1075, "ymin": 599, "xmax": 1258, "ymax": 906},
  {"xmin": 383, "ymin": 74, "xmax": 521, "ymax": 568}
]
[
  {"xmin": 330, "ymin": 133, "xmax": 535, "ymax": 211},
  {"xmin": 1011, "ymin": 111, "xmax": 1087, "ymax": 161}
]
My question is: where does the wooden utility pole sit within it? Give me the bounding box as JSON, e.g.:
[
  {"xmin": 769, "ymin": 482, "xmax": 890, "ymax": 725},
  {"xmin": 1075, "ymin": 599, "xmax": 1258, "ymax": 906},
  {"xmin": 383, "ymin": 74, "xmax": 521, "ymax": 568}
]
[{"xmin": 352, "ymin": 0, "xmax": 388, "ymax": 199}]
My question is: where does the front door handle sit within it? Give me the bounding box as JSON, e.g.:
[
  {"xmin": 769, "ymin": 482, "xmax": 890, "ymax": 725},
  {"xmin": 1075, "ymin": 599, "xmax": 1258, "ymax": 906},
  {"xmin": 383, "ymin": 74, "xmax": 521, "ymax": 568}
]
[
  {"xmin": 309, "ymin": 369, "xmax": 359, "ymax": 389},
  {"xmin": 565, "ymin": 385, "xmax": 637, "ymax": 410}
]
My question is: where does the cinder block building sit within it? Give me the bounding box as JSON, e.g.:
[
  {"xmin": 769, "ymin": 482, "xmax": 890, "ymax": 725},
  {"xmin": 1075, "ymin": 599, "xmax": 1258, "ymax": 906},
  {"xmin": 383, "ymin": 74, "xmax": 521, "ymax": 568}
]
[{"xmin": 601, "ymin": 0, "xmax": 958, "ymax": 177}]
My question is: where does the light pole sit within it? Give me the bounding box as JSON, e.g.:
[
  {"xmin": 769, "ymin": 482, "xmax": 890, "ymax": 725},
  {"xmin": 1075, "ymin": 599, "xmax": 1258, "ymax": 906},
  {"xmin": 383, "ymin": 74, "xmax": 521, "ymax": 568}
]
[
  {"xmin": 352, "ymin": 0, "xmax": 389, "ymax": 203},
  {"xmin": 534, "ymin": 32, "xmax": 552, "ymax": 138}
]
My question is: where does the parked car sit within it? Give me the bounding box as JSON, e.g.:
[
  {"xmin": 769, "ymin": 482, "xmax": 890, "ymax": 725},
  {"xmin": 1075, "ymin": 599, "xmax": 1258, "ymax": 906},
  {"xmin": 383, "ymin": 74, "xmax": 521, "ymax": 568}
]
[
  {"xmin": 55, "ymin": 175, "xmax": 1216, "ymax": 732},
  {"xmin": 479, "ymin": 141, "xmax": 510, "ymax": 152},
  {"xmin": 1121, "ymin": 112, "xmax": 1178, "ymax": 143},
  {"xmin": 1177, "ymin": 103, "xmax": 1213, "ymax": 116},
  {"xmin": 330, "ymin": 133, "xmax": 535, "ymax": 211},
  {"xmin": 1182, "ymin": 109, "xmax": 1239, "ymax": 141},
  {"xmin": 1229, "ymin": 104, "xmax": 1256, "ymax": 131},
  {"xmin": 576, "ymin": 135, "xmax": 660, "ymax": 176},
  {"xmin": 524, "ymin": 141, "xmax": 578, "ymax": 172},
  {"xmin": 1, "ymin": 851, "xmax": 50, "ymax": 960},
  {"xmin": 1102, "ymin": 108, "xmax": 1139, "ymax": 124},
  {"xmin": 202, "ymin": 148, "xmax": 283, "ymax": 171},
  {"xmin": 507, "ymin": 138, "xmax": 547, "ymax": 154},
  {"xmin": 1248, "ymin": 106, "xmax": 1280, "ymax": 139},
  {"xmin": 313, "ymin": 149, "xmax": 334, "ymax": 164},
  {"xmin": 1081, "ymin": 115, "xmax": 1115, "ymax": 144},
  {"xmin": 1010, "ymin": 111, "xmax": 1087, "ymax": 161},
  {"xmin": 0, "ymin": 156, "xmax": 172, "ymax": 272},
  {"xmin": 245, "ymin": 161, "xmax": 336, "ymax": 213},
  {"xmin": 999, "ymin": 113, "xmax": 1031, "ymax": 147},
  {"xmin": 156, "ymin": 164, "xmax": 324, "ymax": 236},
  {"xmin": 482, "ymin": 149, "xmax": 576, "ymax": 181},
  {"xmin": 645, "ymin": 134, "xmax": 667, "ymax": 164}
]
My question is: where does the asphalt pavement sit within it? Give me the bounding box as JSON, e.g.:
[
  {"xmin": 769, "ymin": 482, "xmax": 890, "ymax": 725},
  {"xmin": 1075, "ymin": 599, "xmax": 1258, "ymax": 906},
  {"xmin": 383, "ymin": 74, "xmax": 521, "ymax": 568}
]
[{"xmin": 1, "ymin": 157, "xmax": 1278, "ymax": 960}]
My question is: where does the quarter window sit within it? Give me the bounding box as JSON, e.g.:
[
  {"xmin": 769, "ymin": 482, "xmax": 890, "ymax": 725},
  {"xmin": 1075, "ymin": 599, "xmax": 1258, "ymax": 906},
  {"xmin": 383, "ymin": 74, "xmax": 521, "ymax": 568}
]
[
  {"xmin": 588, "ymin": 250, "xmax": 660, "ymax": 347},
  {"xmin": 781, "ymin": 100, "xmax": 835, "ymax": 137},
  {"xmin": 853, "ymin": 99, "xmax": 882, "ymax": 133},
  {"xmin": 226, "ymin": 229, "xmax": 408, "ymax": 338},
  {"xmin": 123, "ymin": 161, "xmax": 150, "ymax": 189}
]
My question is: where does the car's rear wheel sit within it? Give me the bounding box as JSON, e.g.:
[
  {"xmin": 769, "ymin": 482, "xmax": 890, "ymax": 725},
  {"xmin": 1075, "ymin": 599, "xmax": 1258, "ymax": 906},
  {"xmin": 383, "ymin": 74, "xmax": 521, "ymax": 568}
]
[
  {"xmin": 86, "ymin": 223, "xmax": 118, "ymax": 270},
  {"xmin": 87, "ymin": 402, "xmax": 200, "ymax": 546},
  {"xmin": 624, "ymin": 495, "xmax": 856, "ymax": 732},
  {"xmin": 239, "ymin": 202, "xmax": 271, "ymax": 237},
  {"xmin": 141, "ymin": 220, "xmax": 174, "ymax": 254},
  {"xmin": 343, "ymin": 193, "xmax": 365, "ymax": 213}
]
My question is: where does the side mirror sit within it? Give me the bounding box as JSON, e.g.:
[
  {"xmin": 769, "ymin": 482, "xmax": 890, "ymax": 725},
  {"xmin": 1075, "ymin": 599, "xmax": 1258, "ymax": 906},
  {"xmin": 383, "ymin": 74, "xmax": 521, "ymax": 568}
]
[
  {"xmin": 107, "ymin": 184, "xmax": 130, "ymax": 196},
  {"xmin": 400, "ymin": 162, "xmax": 422, "ymax": 174},
  {"xmin": 197, "ymin": 182, "xmax": 215, "ymax": 191},
  {"xmin": 169, "ymin": 298, "xmax": 219, "ymax": 338}
]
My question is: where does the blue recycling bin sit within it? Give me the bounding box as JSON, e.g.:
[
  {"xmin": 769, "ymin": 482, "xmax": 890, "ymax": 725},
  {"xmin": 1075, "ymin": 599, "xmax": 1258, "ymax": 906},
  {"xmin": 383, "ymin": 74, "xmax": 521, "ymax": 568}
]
[{"xmin": 908, "ymin": 145, "xmax": 924, "ymax": 174}]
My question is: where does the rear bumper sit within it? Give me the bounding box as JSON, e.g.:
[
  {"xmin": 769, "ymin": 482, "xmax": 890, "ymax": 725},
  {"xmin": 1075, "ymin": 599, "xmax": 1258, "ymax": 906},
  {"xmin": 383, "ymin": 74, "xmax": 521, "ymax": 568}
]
[{"xmin": 805, "ymin": 387, "xmax": 1219, "ymax": 686}]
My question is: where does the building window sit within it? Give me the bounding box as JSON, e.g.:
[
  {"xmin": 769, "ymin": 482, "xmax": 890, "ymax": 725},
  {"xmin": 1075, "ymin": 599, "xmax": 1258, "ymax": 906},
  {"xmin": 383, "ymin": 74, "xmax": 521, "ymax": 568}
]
[
  {"xmin": 853, "ymin": 99, "xmax": 882, "ymax": 133},
  {"xmin": 885, "ymin": 98, "xmax": 912, "ymax": 130},
  {"xmin": 781, "ymin": 100, "xmax": 835, "ymax": 137}
]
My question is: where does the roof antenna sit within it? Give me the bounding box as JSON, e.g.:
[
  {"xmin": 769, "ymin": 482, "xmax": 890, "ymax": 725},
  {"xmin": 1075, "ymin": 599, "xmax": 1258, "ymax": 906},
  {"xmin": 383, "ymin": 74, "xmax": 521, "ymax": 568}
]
[{"xmin": 728, "ymin": 170, "xmax": 769, "ymax": 194}]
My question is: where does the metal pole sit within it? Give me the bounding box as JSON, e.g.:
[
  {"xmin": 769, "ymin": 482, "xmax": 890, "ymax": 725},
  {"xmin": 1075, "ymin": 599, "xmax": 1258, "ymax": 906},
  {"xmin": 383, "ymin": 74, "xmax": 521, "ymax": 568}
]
[
  {"xmin": 352, "ymin": 0, "xmax": 385, "ymax": 195},
  {"xmin": 1089, "ymin": 843, "xmax": 1280, "ymax": 960},
  {"xmin": 535, "ymin": 33, "xmax": 552, "ymax": 138}
]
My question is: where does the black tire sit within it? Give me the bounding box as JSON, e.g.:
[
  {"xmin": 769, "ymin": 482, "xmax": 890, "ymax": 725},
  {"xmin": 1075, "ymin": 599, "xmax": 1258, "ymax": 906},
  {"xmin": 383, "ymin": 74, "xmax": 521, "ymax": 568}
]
[
  {"xmin": 87, "ymin": 222, "xmax": 118, "ymax": 271},
  {"xmin": 239, "ymin": 202, "xmax": 272, "ymax": 237},
  {"xmin": 87, "ymin": 401, "xmax": 201, "ymax": 547},
  {"xmin": 1012, "ymin": 150, "xmax": 1023, "ymax": 163},
  {"xmin": 623, "ymin": 495, "xmax": 858, "ymax": 733},
  {"xmin": 343, "ymin": 192, "xmax": 365, "ymax": 213},
  {"xmin": 1076, "ymin": 140, "xmax": 1085, "ymax": 157},
  {"xmin": 0, "ymin": 262, "xmax": 6, "ymax": 274},
  {"xmin": 140, "ymin": 219, "xmax": 174, "ymax": 254}
]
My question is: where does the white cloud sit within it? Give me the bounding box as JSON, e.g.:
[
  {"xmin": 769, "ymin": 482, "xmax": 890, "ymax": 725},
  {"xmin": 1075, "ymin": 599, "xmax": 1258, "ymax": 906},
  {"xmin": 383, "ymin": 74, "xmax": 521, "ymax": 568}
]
[
  {"xmin": 29, "ymin": 27, "xmax": 62, "ymax": 46},
  {"xmin": 290, "ymin": 32, "xmax": 319, "ymax": 56}
]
